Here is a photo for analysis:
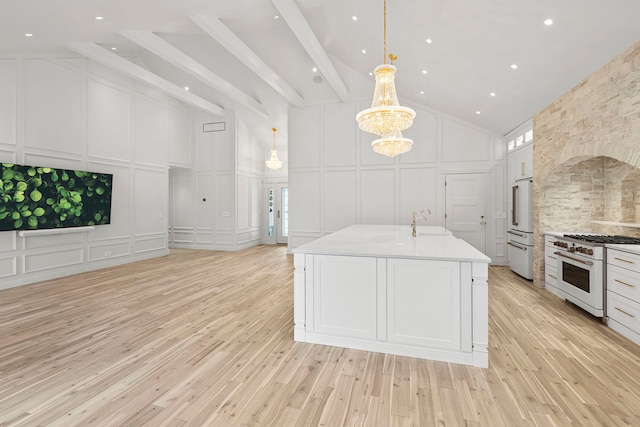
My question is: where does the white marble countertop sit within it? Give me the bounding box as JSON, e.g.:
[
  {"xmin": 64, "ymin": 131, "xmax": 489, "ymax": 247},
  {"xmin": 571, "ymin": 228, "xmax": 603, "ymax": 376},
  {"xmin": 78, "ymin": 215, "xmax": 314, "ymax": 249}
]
[
  {"xmin": 293, "ymin": 224, "xmax": 491, "ymax": 263},
  {"xmin": 606, "ymin": 244, "xmax": 640, "ymax": 255}
]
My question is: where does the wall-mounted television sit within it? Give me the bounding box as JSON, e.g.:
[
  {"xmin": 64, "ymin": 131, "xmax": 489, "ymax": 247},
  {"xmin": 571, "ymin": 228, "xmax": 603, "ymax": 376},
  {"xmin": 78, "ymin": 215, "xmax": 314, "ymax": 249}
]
[{"xmin": 0, "ymin": 163, "xmax": 113, "ymax": 232}]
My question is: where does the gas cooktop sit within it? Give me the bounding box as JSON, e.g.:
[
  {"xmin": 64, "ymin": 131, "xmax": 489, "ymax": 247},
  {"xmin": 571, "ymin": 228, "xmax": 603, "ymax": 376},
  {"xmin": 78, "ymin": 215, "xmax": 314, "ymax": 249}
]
[{"xmin": 562, "ymin": 234, "xmax": 640, "ymax": 245}]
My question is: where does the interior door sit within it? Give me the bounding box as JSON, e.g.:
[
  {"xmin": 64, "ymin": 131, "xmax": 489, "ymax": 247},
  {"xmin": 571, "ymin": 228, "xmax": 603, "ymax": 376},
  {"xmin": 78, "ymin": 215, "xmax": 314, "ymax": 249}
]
[
  {"xmin": 445, "ymin": 173, "xmax": 487, "ymax": 253},
  {"xmin": 265, "ymin": 183, "xmax": 288, "ymax": 244}
]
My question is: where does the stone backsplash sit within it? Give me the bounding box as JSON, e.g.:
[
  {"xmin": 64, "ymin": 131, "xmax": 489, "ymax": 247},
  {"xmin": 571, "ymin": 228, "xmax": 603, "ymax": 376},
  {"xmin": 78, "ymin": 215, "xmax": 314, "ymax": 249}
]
[{"xmin": 533, "ymin": 41, "xmax": 640, "ymax": 287}]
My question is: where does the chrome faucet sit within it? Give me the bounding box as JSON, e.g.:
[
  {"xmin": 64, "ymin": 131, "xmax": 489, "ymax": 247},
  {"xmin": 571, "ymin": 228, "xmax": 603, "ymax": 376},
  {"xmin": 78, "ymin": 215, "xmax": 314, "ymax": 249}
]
[{"xmin": 411, "ymin": 208, "xmax": 432, "ymax": 238}]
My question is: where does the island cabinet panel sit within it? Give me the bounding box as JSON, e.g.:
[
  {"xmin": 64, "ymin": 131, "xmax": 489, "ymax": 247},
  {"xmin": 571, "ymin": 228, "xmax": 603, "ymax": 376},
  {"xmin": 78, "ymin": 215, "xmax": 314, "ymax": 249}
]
[
  {"xmin": 387, "ymin": 259, "xmax": 462, "ymax": 350},
  {"xmin": 312, "ymin": 255, "xmax": 378, "ymax": 340},
  {"xmin": 292, "ymin": 225, "xmax": 490, "ymax": 367}
]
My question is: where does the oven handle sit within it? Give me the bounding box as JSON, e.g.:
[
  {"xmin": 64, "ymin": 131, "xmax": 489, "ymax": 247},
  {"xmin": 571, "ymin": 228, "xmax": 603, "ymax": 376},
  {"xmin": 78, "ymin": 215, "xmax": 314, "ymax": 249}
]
[
  {"xmin": 508, "ymin": 242, "xmax": 528, "ymax": 251},
  {"xmin": 554, "ymin": 251, "xmax": 593, "ymax": 266}
]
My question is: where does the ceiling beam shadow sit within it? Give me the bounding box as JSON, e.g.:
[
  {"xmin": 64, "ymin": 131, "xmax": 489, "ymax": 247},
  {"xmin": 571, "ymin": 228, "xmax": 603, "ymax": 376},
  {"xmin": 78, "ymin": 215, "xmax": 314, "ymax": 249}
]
[
  {"xmin": 120, "ymin": 30, "xmax": 268, "ymax": 118},
  {"xmin": 271, "ymin": 0, "xmax": 350, "ymax": 104},
  {"xmin": 67, "ymin": 42, "xmax": 225, "ymax": 116},
  {"xmin": 191, "ymin": 15, "xmax": 304, "ymax": 108}
]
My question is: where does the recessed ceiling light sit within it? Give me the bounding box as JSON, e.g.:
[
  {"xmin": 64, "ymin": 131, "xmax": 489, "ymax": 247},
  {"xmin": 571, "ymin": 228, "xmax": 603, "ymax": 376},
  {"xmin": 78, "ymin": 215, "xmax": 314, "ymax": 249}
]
[
  {"xmin": 352, "ymin": 16, "xmax": 358, "ymax": 21},
  {"xmin": 369, "ymin": 72, "xmax": 373, "ymax": 76},
  {"xmin": 25, "ymin": 33, "xmax": 33, "ymax": 37},
  {"xmin": 274, "ymin": 15, "xmax": 280, "ymax": 19},
  {"xmin": 361, "ymin": 49, "xmax": 367, "ymax": 54},
  {"xmin": 184, "ymin": 86, "xmax": 189, "ymax": 91},
  {"xmin": 420, "ymin": 91, "xmax": 425, "ymax": 95},
  {"xmin": 476, "ymin": 111, "xmax": 481, "ymax": 115},
  {"xmin": 111, "ymin": 47, "xmax": 117, "ymax": 50},
  {"xmin": 490, "ymin": 92, "xmax": 496, "ymax": 97},
  {"xmin": 544, "ymin": 18, "xmax": 554, "ymax": 26},
  {"xmin": 312, "ymin": 66, "xmax": 318, "ymax": 73},
  {"xmin": 95, "ymin": 16, "xmax": 103, "ymax": 20},
  {"xmin": 426, "ymin": 38, "xmax": 432, "ymax": 44},
  {"xmin": 510, "ymin": 64, "xmax": 519, "ymax": 69},
  {"xmin": 422, "ymin": 70, "xmax": 427, "ymax": 75}
]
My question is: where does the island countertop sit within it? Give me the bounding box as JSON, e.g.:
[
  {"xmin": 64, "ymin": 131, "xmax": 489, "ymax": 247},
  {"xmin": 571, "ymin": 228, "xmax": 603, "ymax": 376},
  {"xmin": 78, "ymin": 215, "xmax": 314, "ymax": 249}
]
[{"xmin": 293, "ymin": 224, "xmax": 491, "ymax": 263}]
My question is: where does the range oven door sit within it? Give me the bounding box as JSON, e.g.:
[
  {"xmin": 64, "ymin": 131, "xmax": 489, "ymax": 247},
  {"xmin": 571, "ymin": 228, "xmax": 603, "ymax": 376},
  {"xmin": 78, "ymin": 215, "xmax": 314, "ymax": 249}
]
[{"xmin": 556, "ymin": 251, "xmax": 603, "ymax": 316}]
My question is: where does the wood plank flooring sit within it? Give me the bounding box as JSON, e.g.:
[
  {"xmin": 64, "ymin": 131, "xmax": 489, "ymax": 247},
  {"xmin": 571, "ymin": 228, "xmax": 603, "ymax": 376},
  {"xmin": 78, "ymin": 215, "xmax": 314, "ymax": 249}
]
[{"xmin": 1, "ymin": 246, "xmax": 640, "ymax": 426}]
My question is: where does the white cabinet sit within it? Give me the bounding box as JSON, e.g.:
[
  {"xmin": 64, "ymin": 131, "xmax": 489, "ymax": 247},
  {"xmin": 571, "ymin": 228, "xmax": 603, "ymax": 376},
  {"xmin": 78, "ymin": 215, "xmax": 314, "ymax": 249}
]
[
  {"xmin": 607, "ymin": 248, "xmax": 640, "ymax": 345},
  {"xmin": 293, "ymin": 251, "xmax": 488, "ymax": 367},
  {"xmin": 544, "ymin": 235, "xmax": 560, "ymax": 296},
  {"xmin": 515, "ymin": 143, "xmax": 533, "ymax": 180}
]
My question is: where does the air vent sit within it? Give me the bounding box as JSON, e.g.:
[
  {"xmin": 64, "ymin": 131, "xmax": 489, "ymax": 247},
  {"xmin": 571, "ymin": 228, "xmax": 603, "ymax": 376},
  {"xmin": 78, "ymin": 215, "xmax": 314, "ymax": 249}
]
[{"xmin": 203, "ymin": 122, "xmax": 226, "ymax": 132}]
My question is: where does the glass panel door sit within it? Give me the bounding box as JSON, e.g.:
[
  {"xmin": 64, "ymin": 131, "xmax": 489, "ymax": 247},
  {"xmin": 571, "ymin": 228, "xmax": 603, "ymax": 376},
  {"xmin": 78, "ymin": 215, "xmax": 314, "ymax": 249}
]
[{"xmin": 264, "ymin": 183, "xmax": 287, "ymax": 244}]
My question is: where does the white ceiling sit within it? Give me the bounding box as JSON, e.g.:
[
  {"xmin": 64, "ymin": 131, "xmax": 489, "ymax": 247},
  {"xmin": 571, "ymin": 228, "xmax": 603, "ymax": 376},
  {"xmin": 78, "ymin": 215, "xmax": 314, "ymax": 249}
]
[{"xmin": 2, "ymin": 0, "xmax": 639, "ymax": 147}]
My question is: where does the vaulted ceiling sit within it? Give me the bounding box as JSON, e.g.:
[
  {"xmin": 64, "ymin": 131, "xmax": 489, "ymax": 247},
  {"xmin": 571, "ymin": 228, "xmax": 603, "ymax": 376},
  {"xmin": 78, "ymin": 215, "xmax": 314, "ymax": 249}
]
[{"xmin": 2, "ymin": 0, "xmax": 640, "ymax": 148}]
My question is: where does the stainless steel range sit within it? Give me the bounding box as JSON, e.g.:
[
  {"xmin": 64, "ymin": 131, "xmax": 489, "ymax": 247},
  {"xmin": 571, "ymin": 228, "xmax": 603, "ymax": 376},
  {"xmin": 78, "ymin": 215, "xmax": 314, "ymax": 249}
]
[{"xmin": 553, "ymin": 234, "xmax": 640, "ymax": 318}]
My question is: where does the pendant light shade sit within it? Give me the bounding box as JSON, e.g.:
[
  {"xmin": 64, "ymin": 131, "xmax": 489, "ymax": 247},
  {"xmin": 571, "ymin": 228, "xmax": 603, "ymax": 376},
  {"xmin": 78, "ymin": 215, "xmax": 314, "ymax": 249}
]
[{"xmin": 265, "ymin": 127, "xmax": 283, "ymax": 171}]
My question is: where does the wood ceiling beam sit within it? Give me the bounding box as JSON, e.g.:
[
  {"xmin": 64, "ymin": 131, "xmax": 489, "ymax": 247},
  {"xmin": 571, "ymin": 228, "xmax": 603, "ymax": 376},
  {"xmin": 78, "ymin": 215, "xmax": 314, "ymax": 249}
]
[
  {"xmin": 67, "ymin": 42, "xmax": 225, "ymax": 116},
  {"xmin": 119, "ymin": 30, "xmax": 268, "ymax": 118},
  {"xmin": 191, "ymin": 15, "xmax": 304, "ymax": 108},
  {"xmin": 270, "ymin": 0, "xmax": 350, "ymax": 104}
]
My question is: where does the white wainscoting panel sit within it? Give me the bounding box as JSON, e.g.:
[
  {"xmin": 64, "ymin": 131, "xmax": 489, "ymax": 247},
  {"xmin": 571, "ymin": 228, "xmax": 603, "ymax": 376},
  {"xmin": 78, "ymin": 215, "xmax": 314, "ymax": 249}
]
[
  {"xmin": 251, "ymin": 177, "xmax": 261, "ymax": 228},
  {"xmin": 0, "ymin": 59, "xmax": 16, "ymax": 145},
  {"xmin": 196, "ymin": 119, "xmax": 214, "ymax": 172},
  {"xmin": 290, "ymin": 106, "xmax": 321, "ymax": 168},
  {"xmin": 216, "ymin": 174, "xmax": 233, "ymax": 231},
  {"xmin": 134, "ymin": 97, "xmax": 168, "ymax": 166},
  {"xmin": 400, "ymin": 109, "xmax": 438, "ymax": 165},
  {"xmin": 237, "ymin": 121, "xmax": 251, "ymax": 174},
  {"xmin": 0, "ymin": 231, "xmax": 16, "ymax": 251},
  {"xmin": 23, "ymin": 154, "xmax": 83, "ymax": 169},
  {"xmin": 0, "ymin": 257, "xmax": 17, "ymax": 279},
  {"xmin": 360, "ymin": 169, "xmax": 395, "ymax": 224},
  {"xmin": 168, "ymin": 110, "xmax": 191, "ymax": 167},
  {"xmin": 88, "ymin": 241, "xmax": 131, "ymax": 261},
  {"xmin": 196, "ymin": 174, "xmax": 213, "ymax": 230},
  {"xmin": 0, "ymin": 148, "xmax": 16, "ymax": 163},
  {"xmin": 23, "ymin": 59, "xmax": 85, "ymax": 155},
  {"xmin": 324, "ymin": 170, "xmax": 356, "ymax": 233},
  {"xmin": 25, "ymin": 233, "xmax": 84, "ymax": 250},
  {"xmin": 24, "ymin": 248, "xmax": 84, "ymax": 273},
  {"xmin": 324, "ymin": 103, "xmax": 356, "ymax": 167},
  {"xmin": 171, "ymin": 174, "xmax": 194, "ymax": 229},
  {"xmin": 134, "ymin": 235, "xmax": 166, "ymax": 253},
  {"xmin": 290, "ymin": 171, "xmax": 321, "ymax": 233},
  {"xmin": 134, "ymin": 168, "xmax": 167, "ymax": 235},
  {"xmin": 214, "ymin": 120, "xmax": 234, "ymax": 172},
  {"xmin": 442, "ymin": 118, "xmax": 491, "ymax": 163},
  {"xmin": 237, "ymin": 175, "xmax": 250, "ymax": 230},
  {"xmin": 87, "ymin": 80, "xmax": 131, "ymax": 161},
  {"xmin": 399, "ymin": 167, "xmax": 438, "ymax": 225}
]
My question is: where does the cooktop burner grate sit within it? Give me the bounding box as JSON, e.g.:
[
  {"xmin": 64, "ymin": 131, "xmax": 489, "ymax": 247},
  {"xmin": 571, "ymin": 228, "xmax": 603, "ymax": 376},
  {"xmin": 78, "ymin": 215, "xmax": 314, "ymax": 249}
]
[{"xmin": 563, "ymin": 234, "xmax": 640, "ymax": 244}]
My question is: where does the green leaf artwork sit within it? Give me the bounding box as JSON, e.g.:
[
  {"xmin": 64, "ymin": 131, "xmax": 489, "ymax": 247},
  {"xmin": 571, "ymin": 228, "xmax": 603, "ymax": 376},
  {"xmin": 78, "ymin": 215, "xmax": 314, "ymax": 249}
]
[{"xmin": 0, "ymin": 163, "xmax": 113, "ymax": 231}]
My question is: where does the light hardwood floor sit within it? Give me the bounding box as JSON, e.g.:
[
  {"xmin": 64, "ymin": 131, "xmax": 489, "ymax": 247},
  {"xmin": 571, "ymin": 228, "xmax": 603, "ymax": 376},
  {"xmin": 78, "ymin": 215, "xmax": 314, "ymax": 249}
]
[{"xmin": 1, "ymin": 246, "xmax": 640, "ymax": 426}]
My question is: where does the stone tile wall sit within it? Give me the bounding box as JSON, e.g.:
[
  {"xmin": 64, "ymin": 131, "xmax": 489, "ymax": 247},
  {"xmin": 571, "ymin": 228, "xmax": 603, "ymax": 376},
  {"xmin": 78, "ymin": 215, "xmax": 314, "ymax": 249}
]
[{"xmin": 533, "ymin": 41, "xmax": 640, "ymax": 287}]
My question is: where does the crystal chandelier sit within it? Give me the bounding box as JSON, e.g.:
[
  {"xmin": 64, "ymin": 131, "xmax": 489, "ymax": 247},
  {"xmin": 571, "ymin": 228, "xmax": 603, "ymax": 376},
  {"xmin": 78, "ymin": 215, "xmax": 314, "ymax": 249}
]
[
  {"xmin": 356, "ymin": 0, "xmax": 416, "ymax": 157},
  {"xmin": 265, "ymin": 127, "xmax": 283, "ymax": 170}
]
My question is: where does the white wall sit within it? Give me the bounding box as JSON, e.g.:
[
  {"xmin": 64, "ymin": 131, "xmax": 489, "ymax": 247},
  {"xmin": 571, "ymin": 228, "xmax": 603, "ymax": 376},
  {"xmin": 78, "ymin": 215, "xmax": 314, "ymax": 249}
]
[
  {"xmin": 0, "ymin": 56, "xmax": 194, "ymax": 290},
  {"xmin": 288, "ymin": 99, "xmax": 508, "ymax": 264},
  {"xmin": 168, "ymin": 116, "xmax": 263, "ymax": 250}
]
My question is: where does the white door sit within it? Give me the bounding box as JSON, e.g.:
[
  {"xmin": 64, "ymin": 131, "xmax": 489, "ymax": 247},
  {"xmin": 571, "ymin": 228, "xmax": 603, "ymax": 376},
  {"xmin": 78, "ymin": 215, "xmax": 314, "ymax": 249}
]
[
  {"xmin": 265, "ymin": 183, "xmax": 288, "ymax": 244},
  {"xmin": 445, "ymin": 173, "xmax": 487, "ymax": 253}
]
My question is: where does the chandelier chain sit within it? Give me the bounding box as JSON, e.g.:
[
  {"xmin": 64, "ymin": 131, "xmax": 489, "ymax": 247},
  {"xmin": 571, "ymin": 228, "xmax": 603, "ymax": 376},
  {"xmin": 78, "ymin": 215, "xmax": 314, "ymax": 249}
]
[{"xmin": 383, "ymin": 0, "xmax": 387, "ymax": 64}]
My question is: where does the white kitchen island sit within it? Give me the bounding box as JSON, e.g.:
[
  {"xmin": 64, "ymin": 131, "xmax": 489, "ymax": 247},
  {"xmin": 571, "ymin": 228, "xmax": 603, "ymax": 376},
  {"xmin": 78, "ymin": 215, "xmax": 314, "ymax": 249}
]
[{"xmin": 292, "ymin": 225, "xmax": 491, "ymax": 368}]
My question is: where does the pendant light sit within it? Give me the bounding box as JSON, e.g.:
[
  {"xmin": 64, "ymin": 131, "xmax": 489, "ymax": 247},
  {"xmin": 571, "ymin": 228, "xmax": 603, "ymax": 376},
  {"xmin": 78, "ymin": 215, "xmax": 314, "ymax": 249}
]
[
  {"xmin": 265, "ymin": 127, "xmax": 283, "ymax": 170},
  {"xmin": 356, "ymin": 0, "xmax": 416, "ymax": 157}
]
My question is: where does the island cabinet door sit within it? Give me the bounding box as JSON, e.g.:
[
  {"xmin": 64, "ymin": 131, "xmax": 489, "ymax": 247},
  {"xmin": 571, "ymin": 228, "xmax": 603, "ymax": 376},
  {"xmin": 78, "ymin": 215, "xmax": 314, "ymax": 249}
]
[
  {"xmin": 312, "ymin": 255, "xmax": 378, "ymax": 340},
  {"xmin": 387, "ymin": 259, "xmax": 470, "ymax": 351}
]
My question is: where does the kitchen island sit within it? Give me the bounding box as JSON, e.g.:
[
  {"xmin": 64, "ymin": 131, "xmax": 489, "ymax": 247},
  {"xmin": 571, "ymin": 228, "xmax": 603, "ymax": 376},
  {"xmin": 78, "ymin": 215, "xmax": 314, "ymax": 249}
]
[{"xmin": 292, "ymin": 225, "xmax": 491, "ymax": 368}]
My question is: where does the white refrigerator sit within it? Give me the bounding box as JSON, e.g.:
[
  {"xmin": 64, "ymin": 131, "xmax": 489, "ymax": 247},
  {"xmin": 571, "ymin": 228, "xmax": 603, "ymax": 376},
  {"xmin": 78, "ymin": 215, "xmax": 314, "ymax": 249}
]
[{"xmin": 508, "ymin": 179, "xmax": 534, "ymax": 279}]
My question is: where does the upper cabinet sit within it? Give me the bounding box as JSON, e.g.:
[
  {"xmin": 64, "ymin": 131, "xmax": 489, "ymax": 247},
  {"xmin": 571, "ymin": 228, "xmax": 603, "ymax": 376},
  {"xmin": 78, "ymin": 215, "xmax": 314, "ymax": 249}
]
[{"xmin": 506, "ymin": 120, "xmax": 533, "ymax": 182}]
